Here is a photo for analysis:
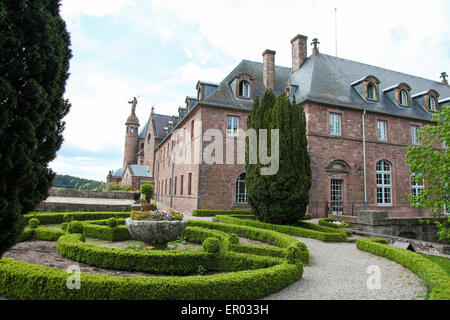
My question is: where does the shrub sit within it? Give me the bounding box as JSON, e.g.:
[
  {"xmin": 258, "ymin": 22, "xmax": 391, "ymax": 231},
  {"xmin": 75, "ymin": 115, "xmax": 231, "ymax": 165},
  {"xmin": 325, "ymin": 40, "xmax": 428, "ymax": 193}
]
[
  {"xmin": 106, "ymin": 218, "xmax": 118, "ymax": 228},
  {"xmin": 203, "ymin": 237, "xmax": 221, "ymax": 253},
  {"xmin": 67, "ymin": 221, "xmax": 83, "ymax": 234},
  {"xmin": 299, "ymin": 214, "xmax": 312, "ymax": 221},
  {"xmin": 121, "ymin": 205, "xmax": 131, "ymax": 212},
  {"xmin": 193, "ymin": 209, "xmax": 252, "ymax": 217},
  {"xmin": 0, "ymin": 257, "xmax": 302, "ymax": 300},
  {"xmin": 28, "ymin": 218, "xmax": 40, "ymax": 229},
  {"xmin": 319, "ymin": 218, "xmax": 350, "ymax": 229},
  {"xmin": 356, "ymin": 238, "xmax": 450, "ymax": 300},
  {"xmin": 140, "ymin": 184, "xmax": 154, "ymax": 202},
  {"xmin": 24, "ymin": 212, "xmax": 131, "ymax": 225},
  {"xmin": 214, "ymin": 215, "xmax": 349, "ymax": 242},
  {"xmin": 63, "ymin": 213, "xmax": 74, "ymax": 222}
]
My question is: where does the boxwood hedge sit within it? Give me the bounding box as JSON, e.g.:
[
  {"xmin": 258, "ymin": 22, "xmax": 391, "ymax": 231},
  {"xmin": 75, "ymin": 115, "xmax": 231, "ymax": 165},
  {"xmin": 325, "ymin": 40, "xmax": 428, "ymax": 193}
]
[
  {"xmin": 24, "ymin": 212, "xmax": 131, "ymax": 225},
  {"xmin": 192, "ymin": 209, "xmax": 252, "ymax": 217},
  {"xmin": 356, "ymin": 238, "xmax": 450, "ymax": 300},
  {"xmin": 0, "ymin": 257, "xmax": 302, "ymax": 300},
  {"xmin": 214, "ymin": 215, "xmax": 349, "ymax": 242}
]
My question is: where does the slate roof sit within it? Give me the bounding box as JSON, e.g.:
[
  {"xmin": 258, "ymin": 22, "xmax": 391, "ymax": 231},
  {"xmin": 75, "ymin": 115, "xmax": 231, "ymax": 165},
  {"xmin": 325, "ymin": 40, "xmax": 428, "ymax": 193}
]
[
  {"xmin": 153, "ymin": 113, "xmax": 173, "ymax": 139},
  {"xmin": 129, "ymin": 165, "xmax": 152, "ymax": 178},
  {"xmin": 288, "ymin": 53, "xmax": 450, "ymax": 121},
  {"xmin": 138, "ymin": 120, "xmax": 149, "ymax": 139},
  {"xmin": 203, "ymin": 60, "xmax": 292, "ymax": 109},
  {"xmin": 112, "ymin": 168, "xmax": 124, "ymax": 177}
]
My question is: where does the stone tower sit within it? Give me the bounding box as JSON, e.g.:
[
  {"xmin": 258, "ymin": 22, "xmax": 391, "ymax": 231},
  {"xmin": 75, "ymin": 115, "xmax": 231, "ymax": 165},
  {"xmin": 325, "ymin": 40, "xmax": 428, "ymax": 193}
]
[{"xmin": 123, "ymin": 98, "xmax": 140, "ymax": 168}]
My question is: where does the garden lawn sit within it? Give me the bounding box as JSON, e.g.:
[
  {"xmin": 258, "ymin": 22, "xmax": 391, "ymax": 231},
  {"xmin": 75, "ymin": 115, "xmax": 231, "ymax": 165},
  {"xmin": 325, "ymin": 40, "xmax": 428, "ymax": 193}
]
[{"xmin": 422, "ymin": 254, "xmax": 450, "ymax": 276}]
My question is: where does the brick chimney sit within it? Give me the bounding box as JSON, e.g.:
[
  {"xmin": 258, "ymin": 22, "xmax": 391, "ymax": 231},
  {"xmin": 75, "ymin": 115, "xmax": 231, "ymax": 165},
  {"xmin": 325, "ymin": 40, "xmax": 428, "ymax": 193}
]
[
  {"xmin": 291, "ymin": 34, "xmax": 308, "ymax": 73},
  {"xmin": 262, "ymin": 49, "xmax": 276, "ymax": 90}
]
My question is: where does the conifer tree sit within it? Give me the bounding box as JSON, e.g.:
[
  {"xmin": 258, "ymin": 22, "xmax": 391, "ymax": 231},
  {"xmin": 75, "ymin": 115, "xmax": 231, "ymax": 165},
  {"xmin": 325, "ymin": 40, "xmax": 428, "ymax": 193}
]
[
  {"xmin": 246, "ymin": 91, "xmax": 311, "ymax": 225},
  {"xmin": 0, "ymin": 0, "xmax": 72, "ymax": 257}
]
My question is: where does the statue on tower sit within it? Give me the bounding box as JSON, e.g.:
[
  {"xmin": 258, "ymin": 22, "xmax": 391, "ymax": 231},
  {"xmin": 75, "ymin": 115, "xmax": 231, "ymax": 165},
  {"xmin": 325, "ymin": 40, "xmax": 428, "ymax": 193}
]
[{"xmin": 128, "ymin": 97, "xmax": 138, "ymax": 115}]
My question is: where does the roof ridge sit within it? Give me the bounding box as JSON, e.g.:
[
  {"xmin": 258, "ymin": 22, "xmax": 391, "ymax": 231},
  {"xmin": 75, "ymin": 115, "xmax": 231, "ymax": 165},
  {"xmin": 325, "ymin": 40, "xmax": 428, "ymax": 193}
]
[{"xmin": 320, "ymin": 53, "xmax": 444, "ymax": 85}]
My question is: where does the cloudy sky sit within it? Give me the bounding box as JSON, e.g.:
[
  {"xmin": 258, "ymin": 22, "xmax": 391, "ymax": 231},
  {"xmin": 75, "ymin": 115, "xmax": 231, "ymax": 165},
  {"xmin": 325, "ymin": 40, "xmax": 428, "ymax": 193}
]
[{"xmin": 51, "ymin": 0, "xmax": 450, "ymax": 181}]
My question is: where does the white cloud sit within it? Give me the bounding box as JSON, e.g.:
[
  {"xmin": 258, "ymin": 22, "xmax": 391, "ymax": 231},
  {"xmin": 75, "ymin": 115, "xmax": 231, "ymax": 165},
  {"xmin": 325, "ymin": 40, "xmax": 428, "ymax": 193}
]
[{"xmin": 61, "ymin": 0, "xmax": 135, "ymax": 18}]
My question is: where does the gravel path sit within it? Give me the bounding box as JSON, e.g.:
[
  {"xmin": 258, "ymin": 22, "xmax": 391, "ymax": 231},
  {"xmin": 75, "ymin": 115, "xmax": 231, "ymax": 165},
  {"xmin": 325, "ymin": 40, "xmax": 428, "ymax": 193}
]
[{"xmin": 263, "ymin": 237, "xmax": 427, "ymax": 300}]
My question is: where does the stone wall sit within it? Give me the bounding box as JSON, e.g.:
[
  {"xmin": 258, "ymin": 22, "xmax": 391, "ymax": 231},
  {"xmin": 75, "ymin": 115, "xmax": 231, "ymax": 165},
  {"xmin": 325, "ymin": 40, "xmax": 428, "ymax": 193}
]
[
  {"xmin": 36, "ymin": 202, "xmax": 138, "ymax": 213},
  {"xmin": 49, "ymin": 188, "xmax": 140, "ymax": 200}
]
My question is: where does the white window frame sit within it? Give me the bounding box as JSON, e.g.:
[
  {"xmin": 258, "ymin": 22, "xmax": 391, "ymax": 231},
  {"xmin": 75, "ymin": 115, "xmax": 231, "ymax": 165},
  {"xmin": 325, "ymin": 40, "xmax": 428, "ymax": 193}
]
[
  {"xmin": 411, "ymin": 125, "xmax": 420, "ymax": 145},
  {"xmin": 240, "ymin": 81, "xmax": 250, "ymax": 98},
  {"xmin": 377, "ymin": 120, "xmax": 387, "ymax": 141},
  {"xmin": 377, "ymin": 160, "xmax": 392, "ymax": 206},
  {"xmin": 367, "ymin": 83, "xmax": 376, "ymax": 100},
  {"xmin": 329, "ymin": 113, "xmax": 342, "ymax": 136},
  {"xmin": 236, "ymin": 174, "xmax": 247, "ymax": 203},
  {"xmin": 227, "ymin": 116, "xmax": 239, "ymax": 136},
  {"xmin": 411, "ymin": 173, "xmax": 424, "ymax": 199},
  {"xmin": 429, "ymin": 96, "xmax": 436, "ymax": 112},
  {"xmin": 400, "ymin": 90, "xmax": 408, "ymax": 106}
]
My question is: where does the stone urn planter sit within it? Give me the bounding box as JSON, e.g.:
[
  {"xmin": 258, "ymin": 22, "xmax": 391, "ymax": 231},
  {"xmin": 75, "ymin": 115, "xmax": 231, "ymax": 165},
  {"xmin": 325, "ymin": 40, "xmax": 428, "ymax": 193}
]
[{"xmin": 125, "ymin": 217, "xmax": 187, "ymax": 249}]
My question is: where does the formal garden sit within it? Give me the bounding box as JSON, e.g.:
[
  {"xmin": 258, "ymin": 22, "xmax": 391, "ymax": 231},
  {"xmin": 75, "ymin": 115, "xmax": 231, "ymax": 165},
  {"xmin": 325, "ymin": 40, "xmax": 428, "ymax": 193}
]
[{"xmin": 0, "ymin": 207, "xmax": 449, "ymax": 300}]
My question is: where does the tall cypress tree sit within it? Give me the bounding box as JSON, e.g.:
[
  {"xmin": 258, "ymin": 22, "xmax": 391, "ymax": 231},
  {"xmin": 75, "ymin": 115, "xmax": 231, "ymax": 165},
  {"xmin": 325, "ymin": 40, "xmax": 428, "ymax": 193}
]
[
  {"xmin": 246, "ymin": 91, "xmax": 311, "ymax": 225},
  {"xmin": 0, "ymin": 0, "xmax": 72, "ymax": 257}
]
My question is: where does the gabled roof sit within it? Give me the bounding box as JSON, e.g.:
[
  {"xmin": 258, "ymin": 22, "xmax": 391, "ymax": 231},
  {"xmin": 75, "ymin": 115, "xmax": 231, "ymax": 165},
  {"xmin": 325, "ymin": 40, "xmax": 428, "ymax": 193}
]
[
  {"xmin": 127, "ymin": 164, "xmax": 152, "ymax": 178},
  {"xmin": 153, "ymin": 113, "xmax": 173, "ymax": 139},
  {"xmin": 289, "ymin": 53, "xmax": 450, "ymax": 120}
]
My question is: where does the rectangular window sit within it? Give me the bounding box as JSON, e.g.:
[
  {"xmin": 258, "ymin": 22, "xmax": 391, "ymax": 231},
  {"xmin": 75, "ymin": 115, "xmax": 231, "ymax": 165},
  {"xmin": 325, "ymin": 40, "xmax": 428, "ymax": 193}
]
[
  {"xmin": 188, "ymin": 173, "xmax": 192, "ymax": 195},
  {"xmin": 180, "ymin": 175, "xmax": 184, "ymax": 195},
  {"xmin": 377, "ymin": 120, "xmax": 387, "ymax": 141},
  {"xmin": 411, "ymin": 173, "xmax": 424, "ymax": 199},
  {"xmin": 191, "ymin": 120, "xmax": 194, "ymax": 140},
  {"xmin": 376, "ymin": 161, "xmax": 392, "ymax": 206},
  {"xmin": 331, "ymin": 180, "xmax": 343, "ymax": 215},
  {"xmin": 411, "ymin": 125, "xmax": 420, "ymax": 145},
  {"xmin": 227, "ymin": 116, "xmax": 239, "ymax": 136},
  {"xmin": 174, "ymin": 177, "xmax": 177, "ymax": 195},
  {"xmin": 169, "ymin": 178, "xmax": 172, "ymax": 195},
  {"xmin": 329, "ymin": 113, "xmax": 341, "ymax": 136}
]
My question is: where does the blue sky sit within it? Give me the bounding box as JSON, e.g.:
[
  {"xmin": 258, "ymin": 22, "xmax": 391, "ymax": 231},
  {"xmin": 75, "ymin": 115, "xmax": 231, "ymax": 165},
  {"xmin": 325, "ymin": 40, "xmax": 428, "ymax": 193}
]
[{"xmin": 51, "ymin": 0, "xmax": 450, "ymax": 181}]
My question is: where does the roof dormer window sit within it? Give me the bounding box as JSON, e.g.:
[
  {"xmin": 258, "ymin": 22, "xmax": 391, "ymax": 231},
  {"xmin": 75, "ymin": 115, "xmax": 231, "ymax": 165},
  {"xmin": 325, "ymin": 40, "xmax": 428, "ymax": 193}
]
[
  {"xmin": 367, "ymin": 83, "xmax": 377, "ymax": 101},
  {"xmin": 429, "ymin": 96, "xmax": 436, "ymax": 112},
  {"xmin": 400, "ymin": 89, "xmax": 409, "ymax": 106},
  {"xmin": 239, "ymin": 80, "xmax": 250, "ymax": 98}
]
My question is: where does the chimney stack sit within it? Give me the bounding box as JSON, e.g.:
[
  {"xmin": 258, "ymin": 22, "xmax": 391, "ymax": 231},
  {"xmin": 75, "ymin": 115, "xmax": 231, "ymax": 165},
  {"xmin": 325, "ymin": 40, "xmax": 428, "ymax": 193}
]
[
  {"xmin": 262, "ymin": 49, "xmax": 276, "ymax": 90},
  {"xmin": 291, "ymin": 34, "xmax": 308, "ymax": 73}
]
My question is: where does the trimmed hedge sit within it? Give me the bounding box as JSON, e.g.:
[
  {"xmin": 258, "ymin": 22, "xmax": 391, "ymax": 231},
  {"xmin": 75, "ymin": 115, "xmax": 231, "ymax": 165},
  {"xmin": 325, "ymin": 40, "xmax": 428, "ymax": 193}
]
[
  {"xmin": 192, "ymin": 209, "xmax": 252, "ymax": 217},
  {"xmin": 214, "ymin": 215, "xmax": 349, "ymax": 242},
  {"xmin": 18, "ymin": 227, "xmax": 66, "ymax": 242},
  {"xmin": 24, "ymin": 212, "xmax": 131, "ymax": 225},
  {"xmin": 188, "ymin": 220, "xmax": 309, "ymax": 263},
  {"xmin": 57, "ymin": 233, "xmax": 291, "ymax": 275},
  {"xmin": 296, "ymin": 221, "xmax": 352, "ymax": 237},
  {"xmin": 81, "ymin": 224, "xmax": 131, "ymax": 242},
  {"xmin": 356, "ymin": 238, "xmax": 450, "ymax": 300},
  {"xmin": 318, "ymin": 218, "xmax": 350, "ymax": 230},
  {"xmin": 0, "ymin": 257, "xmax": 302, "ymax": 300}
]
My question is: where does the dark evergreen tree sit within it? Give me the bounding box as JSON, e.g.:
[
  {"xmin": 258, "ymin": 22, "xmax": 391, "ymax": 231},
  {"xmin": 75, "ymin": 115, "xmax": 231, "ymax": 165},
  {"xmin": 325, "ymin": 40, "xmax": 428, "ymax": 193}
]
[
  {"xmin": 0, "ymin": 0, "xmax": 72, "ymax": 257},
  {"xmin": 246, "ymin": 91, "xmax": 311, "ymax": 225}
]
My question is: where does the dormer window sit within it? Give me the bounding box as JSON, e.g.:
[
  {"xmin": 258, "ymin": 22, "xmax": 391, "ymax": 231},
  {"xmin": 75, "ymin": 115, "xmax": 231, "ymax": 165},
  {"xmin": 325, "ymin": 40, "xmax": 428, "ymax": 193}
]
[
  {"xmin": 400, "ymin": 89, "xmax": 409, "ymax": 106},
  {"xmin": 239, "ymin": 81, "xmax": 250, "ymax": 98},
  {"xmin": 429, "ymin": 96, "xmax": 436, "ymax": 112},
  {"xmin": 367, "ymin": 83, "xmax": 377, "ymax": 101}
]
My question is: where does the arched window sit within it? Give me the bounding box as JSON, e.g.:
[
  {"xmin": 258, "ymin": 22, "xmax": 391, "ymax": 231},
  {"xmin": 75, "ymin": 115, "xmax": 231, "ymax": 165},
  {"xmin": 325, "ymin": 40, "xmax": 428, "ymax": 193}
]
[
  {"xmin": 236, "ymin": 173, "xmax": 247, "ymax": 203},
  {"xmin": 239, "ymin": 81, "xmax": 250, "ymax": 98},
  {"xmin": 376, "ymin": 160, "xmax": 392, "ymax": 206},
  {"xmin": 147, "ymin": 133, "xmax": 151, "ymax": 143},
  {"xmin": 429, "ymin": 96, "xmax": 436, "ymax": 112},
  {"xmin": 367, "ymin": 83, "xmax": 377, "ymax": 100},
  {"xmin": 400, "ymin": 90, "xmax": 408, "ymax": 106}
]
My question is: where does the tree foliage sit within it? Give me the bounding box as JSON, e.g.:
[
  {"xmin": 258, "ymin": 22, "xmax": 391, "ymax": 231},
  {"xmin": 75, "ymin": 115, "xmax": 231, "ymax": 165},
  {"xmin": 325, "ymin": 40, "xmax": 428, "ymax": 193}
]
[
  {"xmin": 245, "ymin": 90, "xmax": 311, "ymax": 225},
  {"xmin": 0, "ymin": 0, "xmax": 72, "ymax": 257},
  {"xmin": 53, "ymin": 174, "xmax": 105, "ymax": 191},
  {"xmin": 405, "ymin": 105, "xmax": 449, "ymax": 240}
]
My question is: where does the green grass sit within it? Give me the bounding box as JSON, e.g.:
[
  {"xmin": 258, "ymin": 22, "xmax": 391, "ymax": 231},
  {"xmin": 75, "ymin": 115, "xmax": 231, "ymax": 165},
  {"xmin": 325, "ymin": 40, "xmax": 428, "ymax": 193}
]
[{"xmin": 422, "ymin": 254, "xmax": 450, "ymax": 276}]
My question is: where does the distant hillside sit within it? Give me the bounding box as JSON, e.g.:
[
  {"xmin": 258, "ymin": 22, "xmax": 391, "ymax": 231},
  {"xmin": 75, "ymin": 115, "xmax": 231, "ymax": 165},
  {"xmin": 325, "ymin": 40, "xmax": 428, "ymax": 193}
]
[{"xmin": 53, "ymin": 174, "xmax": 106, "ymax": 191}]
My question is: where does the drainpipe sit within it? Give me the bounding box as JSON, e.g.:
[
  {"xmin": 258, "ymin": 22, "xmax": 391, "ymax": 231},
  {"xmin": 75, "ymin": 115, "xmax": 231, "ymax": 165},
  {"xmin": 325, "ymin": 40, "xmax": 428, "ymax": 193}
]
[{"xmin": 362, "ymin": 109, "xmax": 368, "ymax": 210}]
